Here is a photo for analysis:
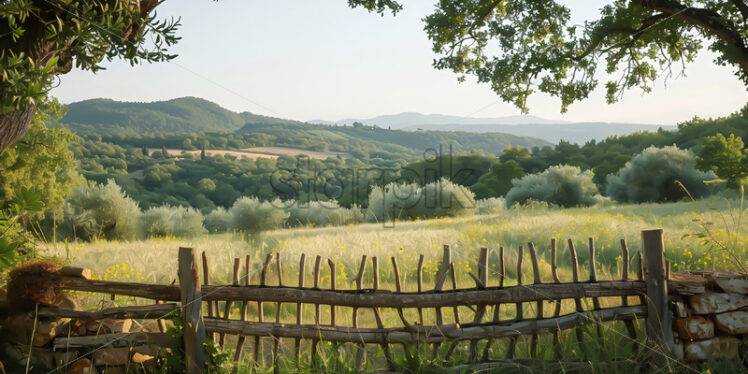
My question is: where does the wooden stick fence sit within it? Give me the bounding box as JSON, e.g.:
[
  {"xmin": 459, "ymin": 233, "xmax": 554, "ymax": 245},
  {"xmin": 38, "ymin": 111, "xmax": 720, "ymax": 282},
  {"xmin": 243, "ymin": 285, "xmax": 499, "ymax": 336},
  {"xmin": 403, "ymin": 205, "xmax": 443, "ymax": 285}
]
[{"xmin": 49, "ymin": 229, "xmax": 704, "ymax": 373}]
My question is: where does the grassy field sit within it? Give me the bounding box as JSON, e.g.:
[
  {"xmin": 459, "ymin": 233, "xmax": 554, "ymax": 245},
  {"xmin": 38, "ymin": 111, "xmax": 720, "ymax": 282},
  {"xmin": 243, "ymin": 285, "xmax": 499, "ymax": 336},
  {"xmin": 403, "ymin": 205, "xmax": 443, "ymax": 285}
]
[{"xmin": 40, "ymin": 195, "xmax": 747, "ymax": 372}]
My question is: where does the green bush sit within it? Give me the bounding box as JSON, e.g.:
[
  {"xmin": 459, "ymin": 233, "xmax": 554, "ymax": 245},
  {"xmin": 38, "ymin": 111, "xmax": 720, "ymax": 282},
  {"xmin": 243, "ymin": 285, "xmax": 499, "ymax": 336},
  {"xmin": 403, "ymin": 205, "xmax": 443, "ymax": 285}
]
[
  {"xmin": 606, "ymin": 146, "xmax": 717, "ymax": 203},
  {"xmin": 475, "ymin": 197, "xmax": 506, "ymax": 215},
  {"xmin": 367, "ymin": 179, "xmax": 475, "ymax": 222},
  {"xmin": 62, "ymin": 180, "xmax": 140, "ymax": 241},
  {"xmin": 229, "ymin": 197, "xmax": 288, "ymax": 234},
  {"xmin": 139, "ymin": 206, "xmax": 206, "ymax": 238},
  {"xmin": 505, "ymin": 165, "xmax": 598, "ymax": 207},
  {"xmin": 285, "ymin": 200, "xmax": 364, "ymax": 227},
  {"xmin": 204, "ymin": 207, "xmax": 231, "ymax": 233}
]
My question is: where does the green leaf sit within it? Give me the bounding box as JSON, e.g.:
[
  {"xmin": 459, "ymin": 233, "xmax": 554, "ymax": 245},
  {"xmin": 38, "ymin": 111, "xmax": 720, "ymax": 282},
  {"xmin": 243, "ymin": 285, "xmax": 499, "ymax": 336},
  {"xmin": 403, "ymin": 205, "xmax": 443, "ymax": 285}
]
[
  {"xmin": 12, "ymin": 186, "xmax": 44, "ymax": 212},
  {"xmin": 0, "ymin": 237, "xmax": 18, "ymax": 270}
]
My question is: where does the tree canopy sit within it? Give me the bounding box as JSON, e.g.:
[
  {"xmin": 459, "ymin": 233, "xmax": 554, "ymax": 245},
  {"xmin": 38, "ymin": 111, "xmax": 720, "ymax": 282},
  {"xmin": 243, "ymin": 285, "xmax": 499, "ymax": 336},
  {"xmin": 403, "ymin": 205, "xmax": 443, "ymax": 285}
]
[{"xmin": 424, "ymin": 0, "xmax": 748, "ymax": 112}]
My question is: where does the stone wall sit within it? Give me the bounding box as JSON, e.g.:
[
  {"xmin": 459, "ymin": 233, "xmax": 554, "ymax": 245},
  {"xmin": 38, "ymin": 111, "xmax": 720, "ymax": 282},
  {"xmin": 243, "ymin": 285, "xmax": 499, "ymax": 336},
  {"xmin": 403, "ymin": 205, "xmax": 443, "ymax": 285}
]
[{"xmin": 671, "ymin": 271, "xmax": 748, "ymax": 361}]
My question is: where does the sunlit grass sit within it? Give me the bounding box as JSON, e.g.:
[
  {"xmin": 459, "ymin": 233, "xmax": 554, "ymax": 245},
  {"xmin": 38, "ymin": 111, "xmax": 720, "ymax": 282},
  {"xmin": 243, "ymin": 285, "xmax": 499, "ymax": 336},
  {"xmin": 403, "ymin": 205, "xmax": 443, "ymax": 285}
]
[{"xmin": 38, "ymin": 195, "xmax": 747, "ymax": 371}]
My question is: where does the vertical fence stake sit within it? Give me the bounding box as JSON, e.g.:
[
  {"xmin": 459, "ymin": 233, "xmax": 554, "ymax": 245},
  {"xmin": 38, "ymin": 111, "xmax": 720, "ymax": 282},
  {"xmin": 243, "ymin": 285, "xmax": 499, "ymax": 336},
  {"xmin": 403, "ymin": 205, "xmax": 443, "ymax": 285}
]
[
  {"xmin": 201, "ymin": 252, "xmax": 217, "ymax": 343},
  {"xmin": 620, "ymin": 239, "xmax": 639, "ymax": 351},
  {"xmin": 234, "ymin": 255, "xmax": 250, "ymax": 362},
  {"xmin": 295, "ymin": 254, "xmax": 306, "ymax": 364},
  {"xmin": 416, "ymin": 254, "xmax": 425, "ymax": 325},
  {"xmin": 354, "ymin": 255, "xmax": 367, "ymax": 369},
  {"xmin": 178, "ymin": 247, "xmax": 207, "ymax": 374},
  {"xmin": 507, "ymin": 245, "xmax": 523, "ymax": 359},
  {"xmin": 311, "ymin": 255, "xmax": 322, "ymax": 363},
  {"xmin": 568, "ymin": 239, "xmax": 585, "ymax": 358},
  {"xmin": 528, "ymin": 242, "xmax": 542, "ymax": 359},
  {"xmin": 255, "ymin": 254, "xmax": 272, "ymax": 365},
  {"xmin": 219, "ymin": 258, "xmax": 240, "ymax": 348},
  {"xmin": 482, "ymin": 246, "xmax": 504, "ymax": 361},
  {"xmin": 642, "ymin": 229, "xmax": 675, "ymax": 360},
  {"xmin": 469, "ymin": 247, "xmax": 488, "ymax": 362},
  {"xmin": 328, "ymin": 259, "xmax": 336, "ymax": 326},
  {"xmin": 550, "ymin": 239, "xmax": 562, "ymax": 360},
  {"xmin": 588, "ymin": 238, "xmax": 602, "ymax": 339}
]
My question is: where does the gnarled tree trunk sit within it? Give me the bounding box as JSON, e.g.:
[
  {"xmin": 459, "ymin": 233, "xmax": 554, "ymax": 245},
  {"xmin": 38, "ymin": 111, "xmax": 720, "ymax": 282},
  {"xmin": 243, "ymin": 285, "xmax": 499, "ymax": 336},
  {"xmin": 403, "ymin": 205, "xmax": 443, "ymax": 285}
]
[{"xmin": 0, "ymin": 105, "xmax": 36, "ymax": 154}]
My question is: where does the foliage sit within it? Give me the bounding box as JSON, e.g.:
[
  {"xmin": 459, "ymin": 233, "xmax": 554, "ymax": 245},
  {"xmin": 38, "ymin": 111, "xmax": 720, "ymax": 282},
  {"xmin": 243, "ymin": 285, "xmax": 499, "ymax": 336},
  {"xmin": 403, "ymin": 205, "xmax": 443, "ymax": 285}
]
[
  {"xmin": 286, "ymin": 200, "xmax": 364, "ymax": 227},
  {"xmin": 470, "ymin": 160, "xmax": 526, "ymax": 199},
  {"xmin": 61, "ymin": 180, "xmax": 141, "ymax": 241},
  {"xmin": 0, "ymin": 0, "xmax": 179, "ymax": 116},
  {"xmin": 424, "ymin": 0, "xmax": 747, "ymax": 113},
  {"xmin": 367, "ymin": 179, "xmax": 475, "ymax": 222},
  {"xmin": 474, "ymin": 197, "xmax": 506, "ymax": 215},
  {"xmin": 204, "ymin": 207, "xmax": 232, "ymax": 234},
  {"xmin": 0, "ymin": 98, "xmax": 81, "ymax": 211},
  {"xmin": 607, "ymin": 145, "xmax": 717, "ymax": 203},
  {"xmin": 139, "ymin": 205, "xmax": 206, "ymax": 239},
  {"xmin": 682, "ymin": 184, "xmax": 748, "ymax": 273},
  {"xmin": 506, "ymin": 165, "xmax": 598, "ymax": 208},
  {"xmin": 0, "ymin": 187, "xmax": 44, "ymax": 271},
  {"xmin": 229, "ymin": 197, "xmax": 288, "ymax": 235},
  {"xmin": 696, "ymin": 133, "xmax": 748, "ymax": 187}
]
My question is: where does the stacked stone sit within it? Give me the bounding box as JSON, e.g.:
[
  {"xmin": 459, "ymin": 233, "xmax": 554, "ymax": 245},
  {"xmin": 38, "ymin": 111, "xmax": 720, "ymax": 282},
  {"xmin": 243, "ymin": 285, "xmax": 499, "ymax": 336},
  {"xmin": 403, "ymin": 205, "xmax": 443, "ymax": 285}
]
[
  {"xmin": 0, "ymin": 283, "xmax": 162, "ymax": 373},
  {"xmin": 671, "ymin": 272, "xmax": 748, "ymax": 361}
]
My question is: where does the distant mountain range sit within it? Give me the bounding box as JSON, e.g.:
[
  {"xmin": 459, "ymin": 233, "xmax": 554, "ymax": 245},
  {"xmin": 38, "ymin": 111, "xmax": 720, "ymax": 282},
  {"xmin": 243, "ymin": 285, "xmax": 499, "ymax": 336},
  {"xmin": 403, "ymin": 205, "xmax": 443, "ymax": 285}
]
[{"xmin": 311, "ymin": 112, "xmax": 675, "ymax": 144}]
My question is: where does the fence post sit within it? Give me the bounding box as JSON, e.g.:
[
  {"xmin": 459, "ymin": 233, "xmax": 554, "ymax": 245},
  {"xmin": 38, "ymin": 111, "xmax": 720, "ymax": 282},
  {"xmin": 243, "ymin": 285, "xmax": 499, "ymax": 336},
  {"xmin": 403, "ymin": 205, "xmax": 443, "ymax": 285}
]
[
  {"xmin": 179, "ymin": 247, "xmax": 208, "ymax": 373},
  {"xmin": 641, "ymin": 229, "xmax": 675, "ymax": 356}
]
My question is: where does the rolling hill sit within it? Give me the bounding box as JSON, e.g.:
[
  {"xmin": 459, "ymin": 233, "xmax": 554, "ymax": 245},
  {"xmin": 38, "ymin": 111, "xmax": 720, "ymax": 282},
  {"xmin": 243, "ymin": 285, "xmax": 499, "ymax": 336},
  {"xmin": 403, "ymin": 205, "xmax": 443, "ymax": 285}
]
[
  {"xmin": 312, "ymin": 112, "xmax": 675, "ymax": 144},
  {"xmin": 58, "ymin": 97, "xmax": 552, "ymax": 156}
]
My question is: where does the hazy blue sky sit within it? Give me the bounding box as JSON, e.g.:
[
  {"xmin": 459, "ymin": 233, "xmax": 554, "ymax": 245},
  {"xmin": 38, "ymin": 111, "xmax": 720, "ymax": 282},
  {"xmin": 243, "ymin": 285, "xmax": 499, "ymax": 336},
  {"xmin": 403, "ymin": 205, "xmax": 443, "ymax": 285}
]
[{"xmin": 51, "ymin": 1, "xmax": 747, "ymax": 125}]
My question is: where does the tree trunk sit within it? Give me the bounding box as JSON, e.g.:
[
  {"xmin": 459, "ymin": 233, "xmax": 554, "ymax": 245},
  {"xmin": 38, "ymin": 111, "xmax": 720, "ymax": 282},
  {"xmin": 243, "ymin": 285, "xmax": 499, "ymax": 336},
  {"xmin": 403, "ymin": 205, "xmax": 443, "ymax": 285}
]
[{"xmin": 0, "ymin": 104, "xmax": 36, "ymax": 154}]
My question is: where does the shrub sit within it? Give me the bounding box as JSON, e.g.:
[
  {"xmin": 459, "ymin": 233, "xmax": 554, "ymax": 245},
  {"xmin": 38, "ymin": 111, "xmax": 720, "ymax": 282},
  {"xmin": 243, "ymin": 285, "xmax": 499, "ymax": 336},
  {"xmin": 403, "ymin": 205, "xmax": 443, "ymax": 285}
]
[
  {"xmin": 285, "ymin": 200, "xmax": 364, "ymax": 227},
  {"xmin": 475, "ymin": 198, "xmax": 506, "ymax": 215},
  {"xmin": 63, "ymin": 180, "xmax": 140, "ymax": 240},
  {"xmin": 204, "ymin": 207, "xmax": 232, "ymax": 233},
  {"xmin": 606, "ymin": 146, "xmax": 717, "ymax": 203},
  {"xmin": 367, "ymin": 179, "xmax": 475, "ymax": 222},
  {"xmin": 505, "ymin": 165, "xmax": 598, "ymax": 208},
  {"xmin": 229, "ymin": 197, "xmax": 288, "ymax": 234},
  {"xmin": 139, "ymin": 206, "xmax": 206, "ymax": 238}
]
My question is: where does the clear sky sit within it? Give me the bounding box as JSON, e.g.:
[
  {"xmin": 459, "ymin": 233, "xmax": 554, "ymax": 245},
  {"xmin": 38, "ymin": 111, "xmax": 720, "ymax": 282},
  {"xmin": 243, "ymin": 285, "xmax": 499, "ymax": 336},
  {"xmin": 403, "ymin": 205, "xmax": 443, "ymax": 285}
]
[{"xmin": 50, "ymin": 0, "xmax": 748, "ymax": 125}]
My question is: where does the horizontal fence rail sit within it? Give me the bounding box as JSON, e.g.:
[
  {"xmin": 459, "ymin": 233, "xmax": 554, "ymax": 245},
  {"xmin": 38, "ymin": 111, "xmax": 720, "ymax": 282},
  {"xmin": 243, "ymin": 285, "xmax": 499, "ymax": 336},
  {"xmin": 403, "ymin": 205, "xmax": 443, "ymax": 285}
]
[{"xmin": 45, "ymin": 230, "xmax": 689, "ymax": 373}]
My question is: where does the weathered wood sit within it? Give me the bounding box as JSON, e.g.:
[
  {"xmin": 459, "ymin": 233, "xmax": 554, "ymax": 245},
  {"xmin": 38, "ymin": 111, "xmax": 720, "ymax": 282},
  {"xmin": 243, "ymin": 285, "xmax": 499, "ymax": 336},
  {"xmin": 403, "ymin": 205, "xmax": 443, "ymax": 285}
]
[
  {"xmin": 449, "ymin": 263, "xmax": 460, "ymax": 325},
  {"xmin": 567, "ymin": 239, "xmax": 585, "ymax": 356},
  {"xmin": 642, "ymin": 229, "xmax": 675, "ymax": 357},
  {"xmin": 255, "ymin": 254, "xmax": 272, "ymax": 364},
  {"xmin": 311, "ymin": 255, "xmax": 322, "ymax": 362},
  {"xmin": 372, "ymin": 256, "xmax": 394, "ymax": 368},
  {"xmin": 295, "ymin": 254, "xmax": 306, "ymax": 362},
  {"xmin": 620, "ymin": 239, "xmax": 638, "ymax": 349},
  {"xmin": 417, "ymin": 254, "xmax": 425, "ymax": 325},
  {"xmin": 53, "ymin": 332, "xmax": 178, "ymax": 350},
  {"xmin": 156, "ymin": 300, "xmax": 168, "ymax": 333},
  {"xmin": 58, "ymin": 266, "xmax": 92, "ymax": 280},
  {"xmin": 201, "ymin": 252, "xmax": 215, "ymax": 326},
  {"xmin": 57, "ymin": 277, "xmax": 180, "ymax": 301},
  {"xmin": 328, "ymin": 259, "xmax": 336, "ymax": 326},
  {"xmin": 588, "ymin": 238, "xmax": 603, "ymax": 340},
  {"xmin": 234, "ymin": 255, "xmax": 251, "ymax": 362},
  {"xmin": 550, "ymin": 239, "xmax": 562, "ymax": 360},
  {"xmin": 470, "ymin": 247, "xmax": 489, "ymax": 362},
  {"xmin": 178, "ymin": 247, "xmax": 207, "ymax": 374},
  {"xmin": 273, "ymin": 252, "xmax": 282, "ymax": 364},
  {"xmin": 38, "ymin": 304, "xmax": 177, "ymax": 320},
  {"xmin": 71, "ymin": 278, "xmax": 644, "ymax": 308},
  {"xmin": 588, "ymin": 238, "xmax": 601, "ymax": 311},
  {"xmin": 508, "ymin": 245, "xmax": 524, "ymax": 359},
  {"xmin": 353, "ymin": 254, "xmax": 367, "ymax": 369},
  {"xmin": 483, "ymin": 246, "xmax": 505, "ymax": 361},
  {"xmin": 637, "ymin": 251, "xmax": 645, "ymax": 305},
  {"xmin": 390, "ymin": 257, "xmax": 411, "ymax": 327},
  {"xmin": 219, "ymin": 258, "xmax": 241, "ymax": 348},
  {"xmin": 527, "ymin": 242, "xmax": 542, "ymax": 359},
  {"xmin": 204, "ymin": 305, "xmax": 646, "ymax": 344},
  {"xmin": 435, "ymin": 246, "xmax": 451, "ymax": 327}
]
